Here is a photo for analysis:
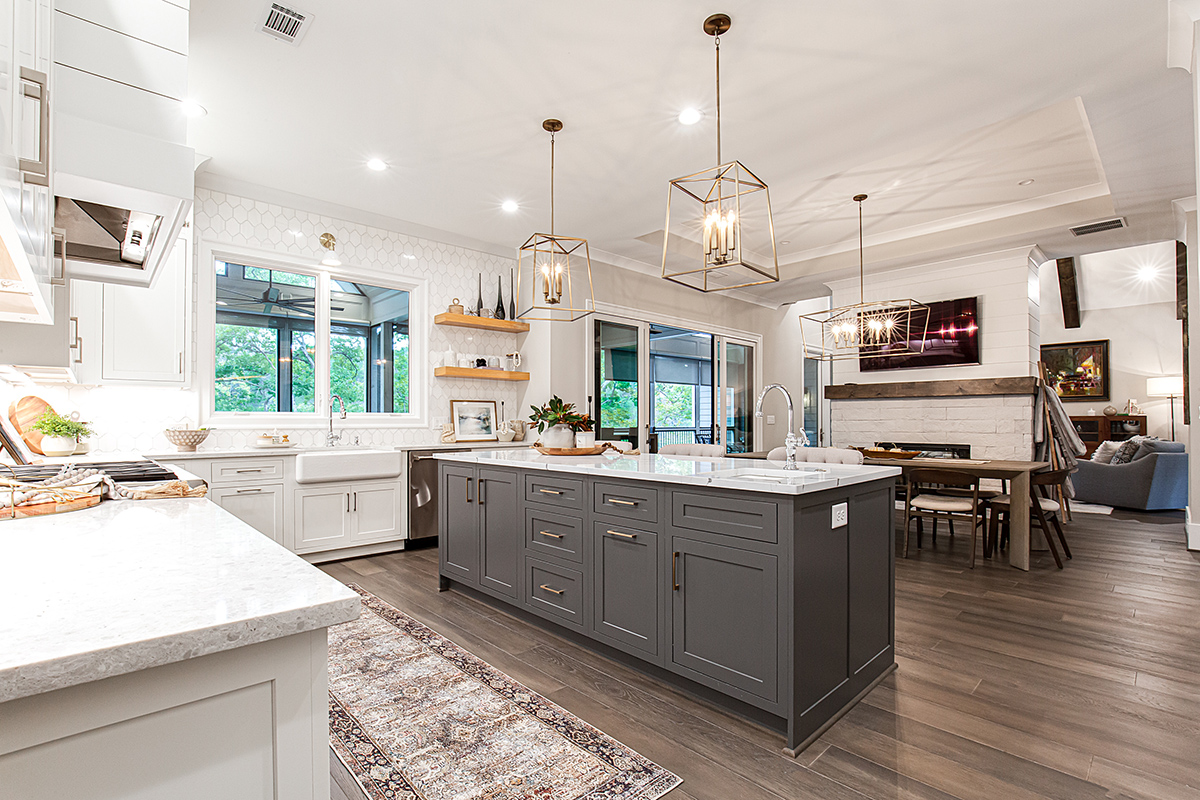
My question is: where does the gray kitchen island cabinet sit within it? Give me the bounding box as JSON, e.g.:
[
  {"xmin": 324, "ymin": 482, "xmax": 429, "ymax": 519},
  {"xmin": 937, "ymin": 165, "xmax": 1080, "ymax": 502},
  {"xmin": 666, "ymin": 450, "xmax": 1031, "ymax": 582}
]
[{"xmin": 436, "ymin": 451, "xmax": 899, "ymax": 755}]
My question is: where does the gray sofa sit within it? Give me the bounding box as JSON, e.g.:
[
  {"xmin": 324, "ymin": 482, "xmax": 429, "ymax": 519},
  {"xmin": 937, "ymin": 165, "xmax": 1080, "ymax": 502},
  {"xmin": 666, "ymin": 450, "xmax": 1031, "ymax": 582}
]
[{"xmin": 1072, "ymin": 452, "xmax": 1188, "ymax": 510}]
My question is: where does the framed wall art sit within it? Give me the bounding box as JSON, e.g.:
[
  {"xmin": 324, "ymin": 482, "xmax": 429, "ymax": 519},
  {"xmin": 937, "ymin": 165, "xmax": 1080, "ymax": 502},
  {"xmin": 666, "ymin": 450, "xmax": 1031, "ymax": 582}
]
[
  {"xmin": 1041, "ymin": 339, "xmax": 1110, "ymax": 401},
  {"xmin": 450, "ymin": 399, "xmax": 498, "ymax": 442}
]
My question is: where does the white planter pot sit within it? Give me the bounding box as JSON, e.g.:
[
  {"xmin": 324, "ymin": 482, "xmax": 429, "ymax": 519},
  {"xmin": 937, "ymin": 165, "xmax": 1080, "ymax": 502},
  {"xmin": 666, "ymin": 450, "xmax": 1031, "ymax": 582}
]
[
  {"xmin": 541, "ymin": 424, "xmax": 575, "ymax": 449},
  {"xmin": 574, "ymin": 431, "xmax": 596, "ymax": 448},
  {"xmin": 41, "ymin": 435, "xmax": 77, "ymax": 457}
]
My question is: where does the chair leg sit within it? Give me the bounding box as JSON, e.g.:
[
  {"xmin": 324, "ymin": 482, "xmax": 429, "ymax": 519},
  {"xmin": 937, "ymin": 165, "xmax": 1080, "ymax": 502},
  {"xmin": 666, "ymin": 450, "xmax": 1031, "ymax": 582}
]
[
  {"xmin": 930, "ymin": 517, "xmax": 937, "ymax": 546},
  {"xmin": 1033, "ymin": 504, "xmax": 1063, "ymax": 569},
  {"xmin": 1051, "ymin": 513, "xmax": 1072, "ymax": 560},
  {"xmin": 948, "ymin": 519, "xmax": 956, "ymax": 538},
  {"xmin": 903, "ymin": 503, "xmax": 912, "ymax": 559},
  {"xmin": 968, "ymin": 514, "xmax": 976, "ymax": 569},
  {"xmin": 916, "ymin": 516, "xmax": 924, "ymax": 549},
  {"xmin": 986, "ymin": 508, "xmax": 998, "ymax": 558}
]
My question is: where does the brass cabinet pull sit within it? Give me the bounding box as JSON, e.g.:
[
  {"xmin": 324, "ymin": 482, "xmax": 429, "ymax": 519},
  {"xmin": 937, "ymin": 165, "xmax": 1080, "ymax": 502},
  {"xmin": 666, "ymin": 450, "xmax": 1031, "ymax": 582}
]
[
  {"xmin": 539, "ymin": 488, "xmax": 563, "ymax": 495},
  {"xmin": 466, "ymin": 477, "xmax": 473, "ymax": 504},
  {"xmin": 672, "ymin": 551, "xmax": 680, "ymax": 591},
  {"xmin": 539, "ymin": 584, "xmax": 565, "ymax": 595},
  {"xmin": 236, "ymin": 468, "xmax": 264, "ymax": 473},
  {"xmin": 607, "ymin": 530, "xmax": 636, "ymax": 539},
  {"xmin": 346, "ymin": 493, "xmax": 350, "ymax": 513},
  {"xmin": 607, "ymin": 498, "xmax": 637, "ymax": 506},
  {"xmin": 235, "ymin": 487, "xmax": 262, "ymax": 494},
  {"xmin": 538, "ymin": 530, "xmax": 565, "ymax": 539}
]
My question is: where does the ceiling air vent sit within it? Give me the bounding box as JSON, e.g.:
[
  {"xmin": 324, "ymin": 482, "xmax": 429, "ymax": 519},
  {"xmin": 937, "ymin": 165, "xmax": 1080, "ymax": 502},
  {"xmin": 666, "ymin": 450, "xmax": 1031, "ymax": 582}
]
[
  {"xmin": 258, "ymin": 2, "xmax": 313, "ymax": 45},
  {"xmin": 1069, "ymin": 217, "xmax": 1126, "ymax": 237}
]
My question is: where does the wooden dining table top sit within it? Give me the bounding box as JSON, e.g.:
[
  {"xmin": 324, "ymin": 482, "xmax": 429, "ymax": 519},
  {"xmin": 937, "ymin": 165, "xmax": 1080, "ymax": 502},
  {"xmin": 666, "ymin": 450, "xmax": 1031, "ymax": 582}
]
[{"xmin": 863, "ymin": 457, "xmax": 1050, "ymax": 479}]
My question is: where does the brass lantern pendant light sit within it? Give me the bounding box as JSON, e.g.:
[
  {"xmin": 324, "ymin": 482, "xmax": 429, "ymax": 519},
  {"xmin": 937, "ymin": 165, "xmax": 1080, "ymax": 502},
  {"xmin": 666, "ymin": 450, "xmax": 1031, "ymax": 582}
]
[
  {"xmin": 516, "ymin": 119, "xmax": 595, "ymax": 323},
  {"xmin": 661, "ymin": 13, "xmax": 779, "ymax": 293},
  {"xmin": 799, "ymin": 194, "xmax": 930, "ymax": 362}
]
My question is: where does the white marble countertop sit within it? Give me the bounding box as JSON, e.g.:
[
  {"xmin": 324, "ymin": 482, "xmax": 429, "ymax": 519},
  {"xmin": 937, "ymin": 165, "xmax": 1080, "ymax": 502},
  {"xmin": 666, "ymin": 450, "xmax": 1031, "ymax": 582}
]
[
  {"xmin": 433, "ymin": 450, "xmax": 901, "ymax": 495},
  {"xmin": 140, "ymin": 440, "xmax": 534, "ymax": 460},
  {"xmin": 0, "ymin": 499, "xmax": 360, "ymax": 703}
]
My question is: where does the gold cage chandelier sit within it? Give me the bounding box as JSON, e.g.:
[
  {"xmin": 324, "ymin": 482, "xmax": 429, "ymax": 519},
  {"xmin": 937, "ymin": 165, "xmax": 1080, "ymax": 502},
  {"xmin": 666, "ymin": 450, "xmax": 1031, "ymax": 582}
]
[
  {"xmin": 799, "ymin": 194, "xmax": 930, "ymax": 362},
  {"xmin": 516, "ymin": 119, "xmax": 594, "ymax": 323},
  {"xmin": 661, "ymin": 13, "xmax": 779, "ymax": 293}
]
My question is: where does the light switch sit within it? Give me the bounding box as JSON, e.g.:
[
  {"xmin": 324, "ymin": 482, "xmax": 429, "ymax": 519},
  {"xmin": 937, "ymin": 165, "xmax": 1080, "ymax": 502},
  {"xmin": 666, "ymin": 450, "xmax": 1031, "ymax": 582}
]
[
  {"xmin": 766, "ymin": 415, "xmax": 776, "ymax": 425},
  {"xmin": 831, "ymin": 502, "xmax": 848, "ymax": 528}
]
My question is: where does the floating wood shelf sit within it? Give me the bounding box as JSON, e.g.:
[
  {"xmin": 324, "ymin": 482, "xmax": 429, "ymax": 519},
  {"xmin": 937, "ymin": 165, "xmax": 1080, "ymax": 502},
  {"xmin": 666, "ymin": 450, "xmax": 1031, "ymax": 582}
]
[
  {"xmin": 434, "ymin": 312, "xmax": 530, "ymax": 333},
  {"xmin": 434, "ymin": 366, "xmax": 530, "ymax": 382},
  {"xmin": 825, "ymin": 377, "xmax": 1039, "ymax": 400}
]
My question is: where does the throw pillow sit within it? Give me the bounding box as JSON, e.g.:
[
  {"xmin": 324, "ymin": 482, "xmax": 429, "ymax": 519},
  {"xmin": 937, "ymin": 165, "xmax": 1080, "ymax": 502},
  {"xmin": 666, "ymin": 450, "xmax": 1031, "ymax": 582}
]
[
  {"xmin": 1133, "ymin": 439, "xmax": 1186, "ymax": 460},
  {"xmin": 1091, "ymin": 440, "xmax": 1120, "ymax": 463},
  {"xmin": 1110, "ymin": 439, "xmax": 1142, "ymax": 465}
]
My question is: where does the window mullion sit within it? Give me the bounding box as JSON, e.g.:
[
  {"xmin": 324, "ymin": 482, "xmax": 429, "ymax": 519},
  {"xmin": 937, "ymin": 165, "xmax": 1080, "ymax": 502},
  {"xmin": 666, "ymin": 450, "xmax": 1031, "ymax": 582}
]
[{"xmin": 315, "ymin": 272, "xmax": 332, "ymax": 416}]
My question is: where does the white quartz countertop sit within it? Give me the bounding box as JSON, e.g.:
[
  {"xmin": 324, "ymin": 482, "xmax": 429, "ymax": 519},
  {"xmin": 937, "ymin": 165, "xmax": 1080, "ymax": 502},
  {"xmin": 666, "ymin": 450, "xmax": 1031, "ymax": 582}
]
[
  {"xmin": 433, "ymin": 450, "xmax": 901, "ymax": 495},
  {"xmin": 140, "ymin": 441, "xmax": 533, "ymax": 460},
  {"xmin": 0, "ymin": 499, "xmax": 360, "ymax": 703}
]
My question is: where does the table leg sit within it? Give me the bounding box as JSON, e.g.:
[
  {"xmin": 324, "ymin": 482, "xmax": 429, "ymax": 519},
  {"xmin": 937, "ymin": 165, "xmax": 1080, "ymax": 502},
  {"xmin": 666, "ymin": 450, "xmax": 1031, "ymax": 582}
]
[{"xmin": 1009, "ymin": 470, "xmax": 1031, "ymax": 570}]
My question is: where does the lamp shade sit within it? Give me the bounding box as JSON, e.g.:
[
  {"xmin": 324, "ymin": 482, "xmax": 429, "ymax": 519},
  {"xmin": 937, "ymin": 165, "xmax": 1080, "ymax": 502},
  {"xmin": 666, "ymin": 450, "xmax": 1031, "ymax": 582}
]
[{"xmin": 1146, "ymin": 376, "xmax": 1184, "ymax": 397}]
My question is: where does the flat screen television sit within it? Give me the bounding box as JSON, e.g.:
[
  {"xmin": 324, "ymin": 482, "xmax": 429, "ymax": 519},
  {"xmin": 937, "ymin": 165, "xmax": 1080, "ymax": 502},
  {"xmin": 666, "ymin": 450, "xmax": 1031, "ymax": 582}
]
[{"xmin": 859, "ymin": 296, "xmax": 980, "ymax": 371}]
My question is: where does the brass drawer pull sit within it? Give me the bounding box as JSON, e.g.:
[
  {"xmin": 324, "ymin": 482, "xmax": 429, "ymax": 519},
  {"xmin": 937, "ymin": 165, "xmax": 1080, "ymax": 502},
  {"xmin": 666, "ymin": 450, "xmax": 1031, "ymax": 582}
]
[
  {"xmin": 539, "ymin": 488, "xmax": 564, "ymax": 495},
  {"xmin": 607, "ymin": 530, "xmax": 636, "ymax": 539},
  {"xmin": 672, "ymin": 551, "xmax": 680, "ymax": 591},
  {"xmin": 235, "ymin": 468, "xmax": 264, "ymax": 473},
  {"xmin": 235, "ymin": 487, "xmax": 262, "ymax": 494},
  {"xmin": 538, "ymin": 530, "xmax": 565, "ymax": 539},
  {"xmin": 539, "ymin": 584, "xmax": 565, "ymax": 595},
  {"xmin": 607, "ymin": 498, "xmax": 637, "ymax": 506}
]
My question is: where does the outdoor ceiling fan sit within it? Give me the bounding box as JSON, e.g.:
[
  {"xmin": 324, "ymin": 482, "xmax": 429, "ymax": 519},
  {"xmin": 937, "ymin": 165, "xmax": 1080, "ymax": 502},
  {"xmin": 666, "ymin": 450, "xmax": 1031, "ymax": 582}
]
[{"xmin": 219, "ymin": 276, "xmax": 343, "ymax": 317}]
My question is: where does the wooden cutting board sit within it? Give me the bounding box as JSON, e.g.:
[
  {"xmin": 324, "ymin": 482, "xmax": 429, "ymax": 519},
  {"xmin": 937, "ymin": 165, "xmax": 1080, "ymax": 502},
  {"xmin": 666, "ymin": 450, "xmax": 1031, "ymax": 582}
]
[
  {"xmin": 8, "ymin": 396, "xmax": 54, "ymax": 456},
  {"xmin": 0, "ymin": 492, "xmax": 101, "ymax": 520}
]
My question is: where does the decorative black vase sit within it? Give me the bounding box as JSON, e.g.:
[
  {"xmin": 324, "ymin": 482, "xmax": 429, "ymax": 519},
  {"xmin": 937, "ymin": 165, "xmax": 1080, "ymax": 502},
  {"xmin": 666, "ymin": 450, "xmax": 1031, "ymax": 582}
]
[
  {"xmin": 476, "ymin": 273, "xmax": 483, "ymax": 316},
  {"xmin": 509, "ymin": 269, "xmax": 516, "ymax": 319},
  {"xmin": 495, "ymin": 275, "xmax": 505, "ymax": 320}
]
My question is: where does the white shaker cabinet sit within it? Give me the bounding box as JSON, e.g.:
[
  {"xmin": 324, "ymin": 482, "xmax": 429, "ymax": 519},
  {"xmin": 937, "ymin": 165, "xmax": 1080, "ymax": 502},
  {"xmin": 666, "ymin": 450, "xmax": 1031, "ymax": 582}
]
[
  {"xmin": 293, "ymin": 481, "xmax": 403, "ymax": 554},
  {"xmin": 210, "ymin": 484, "xmax": 285, "ymax": 546}
]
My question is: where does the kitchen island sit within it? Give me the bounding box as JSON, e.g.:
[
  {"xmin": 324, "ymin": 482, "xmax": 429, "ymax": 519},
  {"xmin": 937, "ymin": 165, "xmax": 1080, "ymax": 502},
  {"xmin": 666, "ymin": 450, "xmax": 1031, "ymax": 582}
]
[
  {"xmin": 435, "ymin": 450, "xmax": 901, "ymax": 754},
  {"xmin": 0, "ymin": 498, "xmax": 359, "ymax": 800}
]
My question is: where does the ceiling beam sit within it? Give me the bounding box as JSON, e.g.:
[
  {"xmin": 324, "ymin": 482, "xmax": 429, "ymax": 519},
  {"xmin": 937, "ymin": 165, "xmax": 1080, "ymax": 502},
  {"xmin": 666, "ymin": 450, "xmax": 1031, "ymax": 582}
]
[{"xmin": 1056, "ymin": 257, "xmax": 1081, "ymax": 329}]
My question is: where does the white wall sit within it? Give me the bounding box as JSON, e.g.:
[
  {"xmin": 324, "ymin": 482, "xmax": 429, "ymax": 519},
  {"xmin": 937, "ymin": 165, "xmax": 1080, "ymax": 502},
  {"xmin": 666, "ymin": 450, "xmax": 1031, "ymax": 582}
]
[{"xmin": 1039, "ymin": 242, "xmax": 1186, "ymax": 442}]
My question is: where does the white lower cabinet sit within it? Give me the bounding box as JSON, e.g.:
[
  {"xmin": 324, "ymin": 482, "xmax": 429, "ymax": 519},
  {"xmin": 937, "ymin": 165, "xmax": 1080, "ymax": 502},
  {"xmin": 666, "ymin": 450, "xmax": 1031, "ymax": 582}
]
[
  {"xmin": 294, "ymin": 481, "xmax": 402, "ymax": 554},
  {"xmin": 210, "ymin": 484, "xmax": 285, "ymax": 546}
]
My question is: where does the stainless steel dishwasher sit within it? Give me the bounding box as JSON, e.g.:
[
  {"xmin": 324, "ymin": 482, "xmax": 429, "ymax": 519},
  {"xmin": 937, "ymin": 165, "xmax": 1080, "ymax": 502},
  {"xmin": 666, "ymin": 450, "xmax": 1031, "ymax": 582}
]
[{"xmin": 408, "ymin": 449, "xmax": 467, "ymax": 544}]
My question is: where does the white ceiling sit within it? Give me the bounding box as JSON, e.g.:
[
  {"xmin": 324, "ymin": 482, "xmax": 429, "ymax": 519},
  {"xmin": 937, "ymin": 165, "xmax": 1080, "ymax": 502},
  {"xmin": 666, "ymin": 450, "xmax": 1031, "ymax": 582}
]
[
  {"xmin": 1039, "ymin": 240, "xmax": 1178, "ymax": 313},
  {"xmin": 188, "ymin": 1, "xmax": 1195, "ymax": 307}
]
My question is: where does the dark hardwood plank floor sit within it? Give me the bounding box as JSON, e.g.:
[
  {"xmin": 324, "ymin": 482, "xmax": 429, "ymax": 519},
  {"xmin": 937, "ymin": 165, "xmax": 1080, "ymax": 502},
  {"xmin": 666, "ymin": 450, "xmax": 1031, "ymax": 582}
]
[{"xmin": 321, "ymin": 509, "xmax": 1200, "ymax": 800}]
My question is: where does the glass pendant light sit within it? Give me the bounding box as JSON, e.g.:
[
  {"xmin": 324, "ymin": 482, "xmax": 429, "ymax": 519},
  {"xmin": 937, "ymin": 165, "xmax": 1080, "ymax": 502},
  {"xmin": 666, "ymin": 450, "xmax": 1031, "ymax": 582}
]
[
  {"xmin": 516, "ymin": 119, "xmax": 595, "ymax": 323},
  {"xmin": 661, "ymin": 13, "xmax": 779, "ymax": 293}
]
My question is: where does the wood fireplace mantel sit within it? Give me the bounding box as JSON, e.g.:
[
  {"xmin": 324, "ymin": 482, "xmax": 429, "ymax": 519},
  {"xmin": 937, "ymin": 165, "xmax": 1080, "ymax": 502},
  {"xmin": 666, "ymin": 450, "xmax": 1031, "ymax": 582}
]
[{"xmin": 825, "ymin": 376, "xmax": 1039, "ymax": 400}]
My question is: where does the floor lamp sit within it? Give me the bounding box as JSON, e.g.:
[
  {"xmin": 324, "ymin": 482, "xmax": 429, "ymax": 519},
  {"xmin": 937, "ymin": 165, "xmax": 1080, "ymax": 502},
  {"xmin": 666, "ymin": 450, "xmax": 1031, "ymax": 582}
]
[{"xmin": 1146, "ymin": 376, "xmax": 1185, "ymax": 441}]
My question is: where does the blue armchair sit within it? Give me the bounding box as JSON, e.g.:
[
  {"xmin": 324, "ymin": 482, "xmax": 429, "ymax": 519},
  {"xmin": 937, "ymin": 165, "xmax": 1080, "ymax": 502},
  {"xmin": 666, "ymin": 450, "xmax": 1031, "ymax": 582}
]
[{"xmin": 1072, "ymin": 452, "xmax": 1188, "ymax": 510}]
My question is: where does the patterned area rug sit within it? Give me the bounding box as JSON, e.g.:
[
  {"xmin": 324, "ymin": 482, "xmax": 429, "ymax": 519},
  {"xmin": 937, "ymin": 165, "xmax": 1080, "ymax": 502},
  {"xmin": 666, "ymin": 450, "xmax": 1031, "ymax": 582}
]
[{"xmin": 329, "ymin": 586, "xmax": 682, "ymax": 800}]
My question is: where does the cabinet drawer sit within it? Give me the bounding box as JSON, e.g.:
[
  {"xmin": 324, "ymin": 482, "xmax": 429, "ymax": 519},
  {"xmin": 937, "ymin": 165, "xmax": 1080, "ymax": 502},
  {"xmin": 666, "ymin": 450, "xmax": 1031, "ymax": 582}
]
[
  {"xmin": 210, "ymin": 459, "xmax": 286, "ymax": 486},
  {"xmin": 525, "ymin": 474, "xmax": 584, "ymax": 510},
  {"xmin": 594, "ymin": 481, "xmax": 658, "ymax": 524},
  {"xmin": 672, "ymin": 491, "xmax": 778, "ymax": 543},
  {"xmin": 526, "ymin": 558, "xmax": 584, "ymax": 628},
  {"xmin": 526, "ymin": 508, "xmax": 584, "ymax": 563}
]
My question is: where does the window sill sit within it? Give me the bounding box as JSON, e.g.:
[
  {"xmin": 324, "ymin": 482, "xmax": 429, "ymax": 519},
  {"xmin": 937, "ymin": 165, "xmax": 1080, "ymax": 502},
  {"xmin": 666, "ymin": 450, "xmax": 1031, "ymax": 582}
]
[{"xmin": 202, "ymin": 413, "xmax": 429, "ymax": 430}]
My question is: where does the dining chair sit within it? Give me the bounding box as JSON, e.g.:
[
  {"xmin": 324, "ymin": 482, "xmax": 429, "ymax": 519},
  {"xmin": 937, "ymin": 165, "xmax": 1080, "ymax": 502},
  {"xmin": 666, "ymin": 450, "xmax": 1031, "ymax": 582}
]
[
  {"xmin": 987, "ymin": 468, "xmax": 1072, "ymax": 569},
  {"xmin": 658, "ymin": 443, "xmax": 727, "ymax": 457},
  {"xmin": 765, "ymin": 446, "xmax": 863, "ymax": 465},
  {"xmin": 903, "ymin": 468, "xmax": 988, "ymax": 568}
]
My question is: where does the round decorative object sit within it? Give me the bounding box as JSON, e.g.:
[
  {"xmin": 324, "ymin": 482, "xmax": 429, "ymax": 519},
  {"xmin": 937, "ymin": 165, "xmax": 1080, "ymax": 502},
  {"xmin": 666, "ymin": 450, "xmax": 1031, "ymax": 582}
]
[
  {"xmin": 164, "ymin": 428, "xmax": 210, "ymax": 452},
  {"xmin": 448, "ymin": 298, "xmax": 464, "ymax": 314},
  {"xmin": 541, "ymin": 424, "xmax": 575, "ymax": 449},
  {"xmin": 1102, "ymin": 405, "xmax": 1118, "ymax": 416},
  {"xmin": 40, "ymin": 434, "xmax": 78, "ymax": 457}
]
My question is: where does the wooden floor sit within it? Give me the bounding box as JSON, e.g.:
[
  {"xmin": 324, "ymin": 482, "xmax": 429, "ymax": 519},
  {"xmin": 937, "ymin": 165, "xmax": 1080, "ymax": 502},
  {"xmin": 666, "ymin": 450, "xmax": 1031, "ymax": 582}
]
[{"xmin": 322, "ymin": 508, "xmax": 1200, "ymax": 800}]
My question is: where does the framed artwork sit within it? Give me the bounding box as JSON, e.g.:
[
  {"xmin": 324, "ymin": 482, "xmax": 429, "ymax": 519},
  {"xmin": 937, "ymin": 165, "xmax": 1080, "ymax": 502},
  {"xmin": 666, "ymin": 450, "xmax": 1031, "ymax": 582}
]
[
  {"xmin": 450, "ymin": 399, "xmax": 498, "ymax": 442},
  {"xmin": 1041, "ymin": 340, "xmax": 1110, "ymax": 401}
]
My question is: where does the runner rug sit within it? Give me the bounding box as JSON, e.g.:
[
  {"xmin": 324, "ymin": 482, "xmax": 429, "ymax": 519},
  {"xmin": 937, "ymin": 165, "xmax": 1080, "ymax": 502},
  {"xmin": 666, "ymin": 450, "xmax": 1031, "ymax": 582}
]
[{"xmin": 329, "ymin": 586, "xmax": 682, "ymax": 800}]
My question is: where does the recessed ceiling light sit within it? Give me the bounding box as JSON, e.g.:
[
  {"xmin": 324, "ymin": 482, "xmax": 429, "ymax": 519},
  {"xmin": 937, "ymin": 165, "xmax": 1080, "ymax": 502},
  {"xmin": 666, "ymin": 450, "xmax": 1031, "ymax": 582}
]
[
  {"xmin": 781, "ymin": 240, "xmax": 791, "ymax": 245},
  {"xmin": 366, "ymin": 158, "xmax": 387, "ymax": 172},
  {"xmin": 1136, "ymin": 265, "xmax": 1159, "ymax": 282},
  {"xmin": 181, "ymin": 99, "xmax": 207, "ymax": 118},
  {"xmin": 678, "ymin": 108, "xmax": 703, "ymax": 125},
  {"xmin": 1018, "ymin": 179, "xmax": 1035, "ymax": 186},
  {"xmin": 501, "ymin": 199, "xmax": 519, "ymax": 213}
]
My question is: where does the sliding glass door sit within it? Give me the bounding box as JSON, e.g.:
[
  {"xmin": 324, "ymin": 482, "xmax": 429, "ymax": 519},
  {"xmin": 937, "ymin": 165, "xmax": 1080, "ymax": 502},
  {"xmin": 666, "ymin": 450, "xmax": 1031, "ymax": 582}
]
[
  {"xmin": 724, "ymin": 341, "xmax": 754, "ymax": 453},
  {"xmin": 595, "ymin": 320, "xmax": 641, "ymax": 449}
]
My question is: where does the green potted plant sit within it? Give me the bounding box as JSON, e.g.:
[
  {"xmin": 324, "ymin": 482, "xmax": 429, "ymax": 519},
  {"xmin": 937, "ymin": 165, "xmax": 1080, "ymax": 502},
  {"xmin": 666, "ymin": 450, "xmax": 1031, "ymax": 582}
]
[
  {"xmin": 529, "ymin": 395, "xmax": 589, "ymax": 448},
  {"xmin": 31, "ymin": 410, "xmax": 93, "ymax": 457}
]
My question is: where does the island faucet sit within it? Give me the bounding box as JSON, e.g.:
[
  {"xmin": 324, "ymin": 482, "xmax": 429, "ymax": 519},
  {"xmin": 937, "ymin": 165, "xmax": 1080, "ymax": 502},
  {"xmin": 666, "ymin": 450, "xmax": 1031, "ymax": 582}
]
[
  {"xmin": 754, "ymin": 383, "xmax": 809, "ymax": 470},
  {"xmin": 327, "ymin": 394, "xmax": 346, "ymax": 447}
]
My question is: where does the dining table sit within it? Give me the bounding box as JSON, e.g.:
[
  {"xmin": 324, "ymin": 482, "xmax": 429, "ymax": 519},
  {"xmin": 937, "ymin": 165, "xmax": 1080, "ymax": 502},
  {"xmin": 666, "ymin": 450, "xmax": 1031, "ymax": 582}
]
[{"xmin": 863, "ymin": 456, "xmax": 1050, "ymax": 571}]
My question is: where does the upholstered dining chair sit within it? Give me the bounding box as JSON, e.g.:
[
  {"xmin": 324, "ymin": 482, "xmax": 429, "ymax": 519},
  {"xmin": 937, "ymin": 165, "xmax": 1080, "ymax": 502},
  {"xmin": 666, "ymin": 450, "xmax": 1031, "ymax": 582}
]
[
  {"xmin": 765, "ymin": 446, "xmax": 864, "ymax": 465},
  {"xmin": 903, "ymin": 468, "xmax": 988, "ymax": 568},
  {"xmin": 657, "ymin": 443, "xmax": 727, "ymax": 457},
  {"xmin": 987, "ymin": 468, "xmax": 1072, "ymax": 570}
]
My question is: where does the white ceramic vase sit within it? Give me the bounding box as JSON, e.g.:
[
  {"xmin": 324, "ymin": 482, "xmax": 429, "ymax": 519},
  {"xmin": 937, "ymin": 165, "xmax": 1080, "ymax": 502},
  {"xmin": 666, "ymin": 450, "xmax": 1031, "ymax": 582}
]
[
  {"xmin": 41, "ymin": 434, "xmax": 77, "ymax": 457},
  {"xmin": 574, "ymin": 430, "xmax": 596, "ymax": 448},
  {"xmin": 541, "ymin": 424, "xmax": 575, "ymax": 449}
]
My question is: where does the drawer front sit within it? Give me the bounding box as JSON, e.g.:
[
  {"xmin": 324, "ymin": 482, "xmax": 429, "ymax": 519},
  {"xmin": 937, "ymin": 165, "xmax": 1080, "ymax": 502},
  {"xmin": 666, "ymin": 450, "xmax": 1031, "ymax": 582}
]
[
  {"xmin": 526, "ymin": 508, "xmax": 584, "ymax": 563},
  {"xmin": 593, "ymin": 481, "xmax": 658, "ymax": 524},
  {"xmin": 210, "ymin": 458, "xmax": 286, "ymax": 486},
  {"xmin": 672, "ymin": 491, "xmax": 778, "ymax": 543},
  {"xmin": 526, "ymin": 558, "xmax": 584, "ymax": 628},
  {"xmin": 525, "ymin": 474, "xmax": 585, "ymax": 511}
]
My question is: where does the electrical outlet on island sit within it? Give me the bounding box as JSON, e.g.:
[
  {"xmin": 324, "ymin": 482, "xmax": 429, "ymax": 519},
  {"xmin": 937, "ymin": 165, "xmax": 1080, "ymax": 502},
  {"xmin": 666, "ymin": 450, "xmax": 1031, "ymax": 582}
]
[{"xmin": 831, "ymin": 502, "xmax": 848, "ymax": 529}]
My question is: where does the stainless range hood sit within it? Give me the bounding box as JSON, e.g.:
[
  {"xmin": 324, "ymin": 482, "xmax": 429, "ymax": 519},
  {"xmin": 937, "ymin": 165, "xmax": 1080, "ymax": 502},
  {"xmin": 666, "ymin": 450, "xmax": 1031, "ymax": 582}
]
[{"xmin": 55, "ymin": 198, "xmax": 162, "ymax": 269}]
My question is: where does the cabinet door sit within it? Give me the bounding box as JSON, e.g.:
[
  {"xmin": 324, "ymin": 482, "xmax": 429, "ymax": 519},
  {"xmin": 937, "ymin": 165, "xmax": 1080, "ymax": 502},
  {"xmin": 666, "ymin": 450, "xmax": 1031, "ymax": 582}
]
[
  {"xmin": 294, "ymin": 486, "xmax": 352, "ymax": 553},
  {"xmin": 478, "ymin": 468, "xmax": 519, "ymax": 599},
  {"xmin": 440, "ymin": 465, "xmax": 478, "ymax": 583},
  {"xmin": 351, "ymin": 483, "xmax": 402, "ymax": 543},
  {"xmin": 100, "ymin": 237, "xmax": 186, "ymax": 383},
  {"xmin": 68, "ymin": 278, "xmax": 103, "ymax": 384},
  {"xmin": 671, "ymin": 536, "xmax": 778, "ymax": 702},
  {"xmin": 211, "ymin": 484, "xmax": 284, "ymax": 546},
  {"xmin": 593, "ymin": 523, "xmax": 658, "ymax": 658}
]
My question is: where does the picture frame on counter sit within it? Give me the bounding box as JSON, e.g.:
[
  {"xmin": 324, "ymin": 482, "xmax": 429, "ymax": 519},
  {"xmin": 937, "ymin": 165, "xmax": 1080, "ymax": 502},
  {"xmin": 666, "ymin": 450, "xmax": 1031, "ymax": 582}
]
[{"xmin": 450, "ymin": 399, "xmax": 498, "ymax": 442}]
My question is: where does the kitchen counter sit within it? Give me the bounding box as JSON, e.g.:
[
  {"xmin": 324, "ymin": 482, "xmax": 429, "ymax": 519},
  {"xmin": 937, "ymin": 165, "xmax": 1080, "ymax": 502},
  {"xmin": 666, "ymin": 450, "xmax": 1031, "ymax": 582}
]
[
  {"xmin": 433, "ymin": 449, "xmax": 901, "ymax": 495},
  {"xmin": 141, "ymin": 440, "xmax": 534, "ymax": 460}
]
